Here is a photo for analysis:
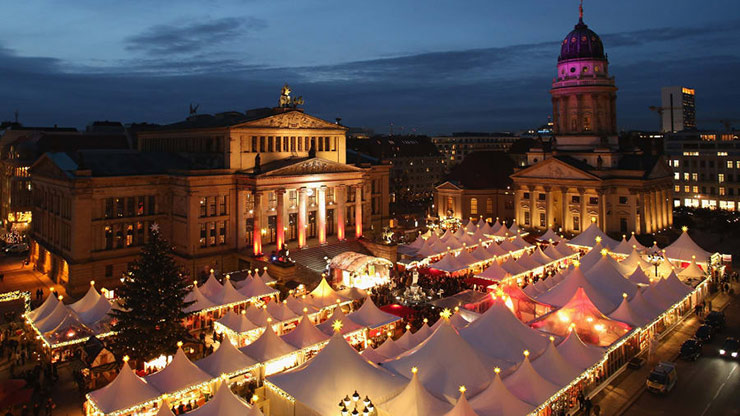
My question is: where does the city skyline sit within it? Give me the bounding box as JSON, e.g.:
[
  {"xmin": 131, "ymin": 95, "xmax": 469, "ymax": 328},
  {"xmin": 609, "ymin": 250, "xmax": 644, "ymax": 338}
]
[{"xmin": 1, "ymin": 0, "xmax": 739, "ymax": 133}]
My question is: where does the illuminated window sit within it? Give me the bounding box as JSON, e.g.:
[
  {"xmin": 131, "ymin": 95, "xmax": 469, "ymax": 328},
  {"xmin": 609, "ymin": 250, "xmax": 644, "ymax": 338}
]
[
  {"xmin": 692, "ymin": 173, "xmax": 698, "ymax": 181},
  {"xmin": 470, "ymin": 198, "xmax": 478, "ymax": 215},
  {"xmin": 486, "ymin": 198, "xmax": 493, "ymax": 213},
  {"xmin": 539, "ymin": 212, "xmax": 546, "ymax": 227},
  {"xmin": 728, "ymin": 161, "xmax": 734, "ymax": 169},
  {"xmin": 719, "ymin": 174, "xmax": 725, "ymax": 183},
  {"xmin": 736, "ymin": 161, "xmax": 740, "ymax": 169},
  {"xmin": 674, "ymin": 185, "xmax": 680, "ymax": 192},
  {"xmin": 683, "ymin": 173, "xmax": 689, "ymax": 181},
  {"xmin": 692, "ymin": 186, "xmax": 699, "ymax": 193},
  {"xmin": 674, "ymin": 172, "xmax": 680, "ymax": 180},
  {"xmin": 583, "ymin": 115, "xmax": 591, "ymax": 131},
  {"xmin": 684, "ymin": 186, "xmax": 690, "ymax": 192},
  {"xmin": 720, "ymin": 187, "xmax": 726, "ymax": 196},
  {"xmin": 673, "ymin": 159, "xmax": 679, "ymax": 167}
]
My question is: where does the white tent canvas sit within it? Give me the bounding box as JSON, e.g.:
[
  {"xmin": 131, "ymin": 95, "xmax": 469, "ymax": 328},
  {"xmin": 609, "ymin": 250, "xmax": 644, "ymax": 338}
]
[
  {"xmin": 380, "ymin": 370, "xmax": 452, "ymax": 416},
  {"xmin": 280, "ymin": 314, "xmax": 330, "ymax": 350},
  {"xmin": 469, "ymin": 371, "xmax": 533, "ymax": 416},
  {"xmin": 87, "ymin": 362, "xmax": 160, "ymax": 415},
  {"xmin": 145, "ymin": 348, "xmax": 213, "ymax": 394},
  {"xmin": 195, "ymin": 338, "xmax": 258, "ymax": 378},
  {"xmin": 187, "ymin": 381, "xmax": 263, "ymax": 416},
  {"xmin": 347, "ymin": 297, "xmax": 401, "ymax": 329},
  {"xmin": 664, "ymin": 228, "xmax": 713, "ymax": 263}
]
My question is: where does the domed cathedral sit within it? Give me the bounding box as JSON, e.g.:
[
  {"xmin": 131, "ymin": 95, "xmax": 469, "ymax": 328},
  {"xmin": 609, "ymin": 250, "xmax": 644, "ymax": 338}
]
[{"xmin": 511, "ymin": 2, "xmax": 674, "ymax": 237}]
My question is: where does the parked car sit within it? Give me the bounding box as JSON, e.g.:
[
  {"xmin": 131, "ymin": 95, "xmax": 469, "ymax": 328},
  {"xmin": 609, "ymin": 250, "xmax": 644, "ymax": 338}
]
[
  {"xmin": 679, "ymin": 339, "xmax": 701, "ymax": 361},
  {"xmin": 705, "ymin": 311, "xmax": 726, "ymax": 331},
  {"xmin": 3, "ymin": 243, "xmax": 28, "ymax": 255},
  {"xmin": 646, "ymin": 362, "xmax": 678, "ymax": 393},
  {"xmin": 627, "ymin": 356, "xmax": 646, "ymax": 369},
  {"xmin": 695, "ymin": 325, "xmax": 713, "ymax": 343},
  {"xmin": 719, "ymin": 337, "xmax": 739, "ymax": 359}
]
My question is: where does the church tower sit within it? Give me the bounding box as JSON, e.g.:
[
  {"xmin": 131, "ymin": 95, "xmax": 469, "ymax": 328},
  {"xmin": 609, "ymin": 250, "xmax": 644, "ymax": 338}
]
[{"xmin": 550, "ymin": 2, "xmax": 617, "ymax": 150}]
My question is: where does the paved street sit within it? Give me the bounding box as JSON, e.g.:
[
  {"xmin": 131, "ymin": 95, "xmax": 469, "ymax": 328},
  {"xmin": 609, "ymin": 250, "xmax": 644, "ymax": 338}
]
[
  {"xmin": 0, "ymin": 255, "xmax": 66, "ymax": 300},
  {"xmin": 624, "ymin": 287, "xmax": 740, "ymax": 416}
]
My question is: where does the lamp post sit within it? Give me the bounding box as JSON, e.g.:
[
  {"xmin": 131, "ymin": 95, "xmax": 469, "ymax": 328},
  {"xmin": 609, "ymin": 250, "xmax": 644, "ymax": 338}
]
[{"xmin": 338, "ymin": 390, "xmax": 377, "ymax": 416}]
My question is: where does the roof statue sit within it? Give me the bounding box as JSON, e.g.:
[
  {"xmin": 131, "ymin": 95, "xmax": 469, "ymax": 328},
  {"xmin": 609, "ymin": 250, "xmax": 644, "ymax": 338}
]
[{"xmin": 278, "ymin": 84, "xmax": 304, "ymax": 108}]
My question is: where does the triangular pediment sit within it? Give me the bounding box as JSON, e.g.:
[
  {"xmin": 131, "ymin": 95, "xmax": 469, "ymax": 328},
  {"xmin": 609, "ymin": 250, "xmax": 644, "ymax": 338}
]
[
  {"xmin": 436, "ymin": 181, "xmax": 463, "ymax": 191},
  {"xmin": 511, "ymin": 158, "xmax": 599, "ymax": 181},
  {"xmin": 29, "ymin": 153, "xmax": 77, "ymax": 180},
  {"xmin": 259, "ymin": 157, "xmax": 364, "ymax": 177},
  {"xmin": 235, "ymin": 110, "xmax": 345, "ymax": 130},
  {"xmin": 647, "ymin": 156, "xmax": 673, "ymax": 179}
]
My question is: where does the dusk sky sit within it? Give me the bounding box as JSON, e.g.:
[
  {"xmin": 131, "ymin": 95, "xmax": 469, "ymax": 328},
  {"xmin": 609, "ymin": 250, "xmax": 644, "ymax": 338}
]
[{"xmin": 1, "ymin": 0, "xmax": 739, "ymax": 134}]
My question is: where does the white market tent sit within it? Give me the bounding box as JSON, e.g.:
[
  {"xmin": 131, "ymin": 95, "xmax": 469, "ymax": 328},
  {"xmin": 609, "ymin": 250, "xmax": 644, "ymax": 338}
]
[
  {"xmin": 210, "ymin": 278, "xmax": 248, "ymax": 307},
  {"xmin": 608, "ymin": 295, "xmax": 652, "ymax": 328},
  {"xmin": 556, "ymin": 330, "xmax": 605, "ymax": 371},
  {"xmin": 627, "ymin": 290, "xmax": 663, "ymax": 323},
  {"xmin": 500, "ymin": 257, "xmax": 528, "ymax": 277},
  {"xmin": 620, "ymin": 249, "xmax": 653, "ymax": 274},
  {"xmin": 347, "ymin": 297, "xmax": 402, "ymax": 329},
  {"xmin": 444, "ymin": 390, "xmax": 480, "ymax": 416},
  {"xmin": 678, "ymin": 258, "xmax": 706, "ymax": 280},
  {"xmin": 87, "ymin": 361, "xmax": 161, "ymax": 415},
  {"xmin": 531, "ymin": 339, "xmax": 582, "ymax": 386},
  {"xmin": 502, "ymin": 354, "xmax": 560, "ymax": 407},
  {"xmin": 145, "ymin": 347, "xmax": 213, "ymax": 395},
  {"xmin": 568, "ymin": 223, "xmax": 619, "ymax": 249},
  {"xmin": 410, "ymin": 323, "xmax": 434, "ymax": 345},
  {"xmin": 539, "ymin": 229, "xmax": 564, "ymax": 243},
  {"xmin": 184, "ymin": 285, "xmax": 218, "ymax": 314},
  {"xmin": 384, "ymin": 322, "xmax": 493, "ymax": 401},
  {"xmin": 215, "ymin": 310, "xmax": 261, "ymax": 335},
  {"xmin": 431, "ymin": 253, "xmax": 467, "ymax": 274},
  {"xmin": 543, "ymin": 245, "xmax": 565, "ymax": 261},
  {"xmin": 535, "ymin": 265, "xmax": 618, "ymax": 314},
  {"xmin": 460, "ymin": 300, "xmax": 550, "ymax": 368},
  {"xmin": 627, "ymin": 233, "xmax": 647, "ymax": 251},
  {"xmin": 361, "ymin": 346, "xmax": 389, "ymax": 364},
  {"xmin": 515, "ymin": 253, "xmax": 541, "ymax": 271},
  {"xmin": 611, "ymin": 235, "xmax": 633, "ymax": 255},
  {"xmin": 198, "ymin": 273, "xmax": 223, "ymax": 300},
  {"xmin": 244, "ymin": 305, "xmax": 274, "ymax": 327},
  {"xmin": 266, "ymin": 301, "xmax": 299, "ymax": 323},
  {"xmin": 499, "ymin": 240, "xmax": 521, "ymax": 254},
  {"xmin": 664, "ymin": 228, "xmax": 714, "ymax": 264},
  {"xmin": 284, "ymin": 295, "xmax": 319, "ymax": 316},
  {"xmin": 576, "ymin": 242, "xmax": 605, "ymax": 271},
  {"xmin": 375, "ymin": 336, "xmax": 407, "ymax": 359},
  {"xmin": 237, "ymin": 276, "xmax": 279, "ymax": 300},
  {"xmin": 69, "ymin": 285, "xmax": 112, "ymax": 326},
  {"xmin": 27, "ymin": 292, "xmax": 60, "ymax": 323},
  {"xmin": 582, "ymin": 256, "xmax": 639, "ymax": 308},
  {"xmin": 186, "ymin": 381, "xmax": 263, "ymax": 416},
  {"xmin": 380, "ymin": 369, "xmax": 453, "ymax": 416},
  {"xmin": 477, "ymin": 262, "xmax": 511, "ymax": 282},
  {"xmin": 507, "ymin": 223, "xmax": 522, "ymax": 236},
  {"xmin": 626, "ymin": 267, "xmax": 651, "ymax": 286},
  {"xmin": 469, "ymin": 370, "xmax": 534, "ymax": 416},
  {"xmin": 280, "ymin": 314, "xmax": 330, "ymax": 350},
  {"xmin": 195, "ymin": 337, "xmax": 259, "ymax": 378},
  {"xmin": 239, "ymin": 327, "xmax": 297, "ymax": 363},
  {"xmin": 306, "ymin": 277, "xmax": 351, "ymax": 309},
  {"xmin": 258, "ymin": 269, "xmax": 277, "ymax": 286},
  {"xmin": 393, "ymin": 327, "xmax": 418, "ymax": 351},
  {"xmin": 455, "ymin": 250, "xmax": 481, "ymax": 269},
  {"xmin": 316, "ymin": 306, "xmax": 364, "ymax": 336},
  {"xmin": 470, "ymin": 246, "xmax": 492, "ymax": 264},
  {"xmin": 266, "ymin": 333, "xmax": 405, "ymax": 416},
  {"xmin": 486, "ymin": 242, "xmax": 509, "ymax": 258}
]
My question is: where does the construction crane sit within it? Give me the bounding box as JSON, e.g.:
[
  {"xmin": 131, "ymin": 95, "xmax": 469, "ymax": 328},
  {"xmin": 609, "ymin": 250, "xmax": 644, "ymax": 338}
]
[{"xmin": 648, "ymin": 105, "xmax": 680, "ymax": 132}]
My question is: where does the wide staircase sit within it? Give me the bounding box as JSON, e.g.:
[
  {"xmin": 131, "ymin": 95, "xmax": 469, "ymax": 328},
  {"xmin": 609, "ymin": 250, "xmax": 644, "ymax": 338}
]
[{"xmin": 289, "ymin": 239, "xmax": 373, "ymax": 285}]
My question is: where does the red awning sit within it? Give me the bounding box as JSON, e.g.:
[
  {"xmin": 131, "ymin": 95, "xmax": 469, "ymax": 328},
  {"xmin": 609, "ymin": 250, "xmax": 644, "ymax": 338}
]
[
  {"xmin": 465, "ymin": 277, "xmax": 495, "ymax": 288},
  {"xmin": 380, "ymin": 304, "xmax": 416, "ymax": 319}
]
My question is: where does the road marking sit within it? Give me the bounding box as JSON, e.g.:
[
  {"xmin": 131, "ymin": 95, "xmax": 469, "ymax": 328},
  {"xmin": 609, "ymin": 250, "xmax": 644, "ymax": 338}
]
[{"xmin": 700, "ymin": 364, "xmax": 738, "ymax": 416}]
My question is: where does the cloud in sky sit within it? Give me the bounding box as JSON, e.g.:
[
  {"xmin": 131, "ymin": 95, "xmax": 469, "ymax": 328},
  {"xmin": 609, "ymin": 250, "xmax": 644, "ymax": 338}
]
[{"xmin": 0, "ymin": 17, "xmax": 739, "ymax": 134}]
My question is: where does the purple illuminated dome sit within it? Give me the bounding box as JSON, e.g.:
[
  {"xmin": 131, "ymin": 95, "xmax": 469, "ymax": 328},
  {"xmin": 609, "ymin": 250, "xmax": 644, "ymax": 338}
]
[{"xmin": 558, "ymin": 7, "xmax": 605, "ymax": 62}]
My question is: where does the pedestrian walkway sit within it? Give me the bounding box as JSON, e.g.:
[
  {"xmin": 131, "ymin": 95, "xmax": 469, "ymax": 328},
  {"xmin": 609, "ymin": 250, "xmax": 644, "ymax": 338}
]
[
  {"xmin": 591, "ymin": 285, "xmax": 735, "ymax": 416},
  {"xmin": 0, "ymin": 256, "xmax": 67, "ymax": 300}
]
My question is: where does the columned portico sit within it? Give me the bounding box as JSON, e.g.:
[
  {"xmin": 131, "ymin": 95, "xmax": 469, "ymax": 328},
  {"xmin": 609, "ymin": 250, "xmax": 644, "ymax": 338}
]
[{"xmin": 276, "ymin": 188, "xmax": 286, "ymax": 250}]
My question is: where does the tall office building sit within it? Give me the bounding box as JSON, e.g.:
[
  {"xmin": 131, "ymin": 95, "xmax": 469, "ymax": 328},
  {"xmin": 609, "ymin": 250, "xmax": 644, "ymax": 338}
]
[{"xmin": 661, "ymin": 86, "xmax": 696, "ymax": 133}]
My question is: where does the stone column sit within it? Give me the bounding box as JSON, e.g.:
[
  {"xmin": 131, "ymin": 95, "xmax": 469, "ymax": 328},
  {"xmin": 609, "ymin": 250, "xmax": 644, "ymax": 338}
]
[
  {"xmin": 276, "ymin": 188, "xmax": 285, "ymax": 250},
  {"xmin": 355, "ymin": 185, "xmax": 363, "ymax": 238},
  {"xmin": 667, "ymin": 187, "xmax": 674, "ymax": 227},
  {"xmin": 318, "ymin": 185, "xmax": 327, "ymax": 244},
  {"xmin": 514, "ymin": 187, "xmax": 522, "ymax": 228},
  {"xmin": 579, "ymin": 188, "xmax": 587, "ymax": 232},
  {"xmin": 337, "ymin": 185, "xmax": 346, "ymax": 240},
  {"xmin": 236, "ymin": 190, "xmax": 246, "ymax": 250},
  {"xmin": 650, "ymin": 189, "xmax": 660, "ymax": 230},
  {"xmin": 529, "ymin": 186, "xmax": 536, "ymax": 228},
  {"xmin": 560, "ymin": 187, "xmax": 568, "ymax": 233},
  {"xmin": 597, "ymin": 189, "xmax": 607, "ymax": 233},
  {"xmin": 298, "ymin": 187, "xmax": 307, "ymax": 248},
  {"xmin": 544, "ymin": 186, "xmax": 553, "ymax": 229},
  {"xmin": 661, "ymin": 189, "xmax": 669, "ymax": 229},
  {"xmin": 643, "ymin": 191, "xmax": 652, "ymax": 234},
  {"xmin": 253, "ymin": 191, "xmax": 263, "ymax": 256}
]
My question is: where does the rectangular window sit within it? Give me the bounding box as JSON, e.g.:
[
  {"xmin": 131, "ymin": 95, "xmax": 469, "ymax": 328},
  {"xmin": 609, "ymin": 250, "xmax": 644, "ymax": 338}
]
[
  {"xmin": 619, "ymin": 196, "xmax": 628, "ymax": 205},
  {"xmin": 486, "ymin": 198, "xmax": 493, "ymax": 213},
  {"xmin": 719, "ymin": 174, "xmax": 725, "ymax": 183},
  {"xmin": 524, "ymin": 210, "xmax": 530, "ymax": 226},
  {"xmin": 674, "ymin": 185, "xmax": 681, "ymax": 192},
  {"xmin": 728, "ymin": 161, "xmax": 733, "ymax": 169},
  {"xmin": 523, "ymin": 192, "xmax": 530, "ymax": 200},
  {"xmin": 137, "ymin": 222, "xmax": 144, "ymax": 245},
  {"xmin": 116, "ymin": 198, "xmax": 124, "ymax": 217},
  {"xmin": 539, "ymin": 212, "xmax": 546, "ymax": 227},
  {"xmin": 104, "ymin": 226, "xmax": 113, "ymax": 250},
  {"xmin": 573, "ymin": 216, "xmax": 580, "ymax": 231},
  {"xmin": 125, "ymin": 225, "xmax": 134, "ymax": 247},
  {"xmin": 673, "ymin": 159, "xmax": 679, "ymax": 167},
  {"xmin": 105, "ymin": 198, "xmax": 114, "ymax": 218},
  {"xmin": 219, "ymin": 195, "xmax": 227, "ymax": 215},
  {"xmin": 137, "ymin": 196, "xmax": 145, "ymax": 215},
  {"xmin": 692, "ymin": 173, "xmax": 698, "ymax": 181},
  {"xmin": 470, "ymin": 198, "xmax": 478, "ymax": 215},
  {"xmin": 736, "ymin": 161, "xmax": 740, "ymax": 169},
  {"xmin": 126, "ymin": 198, "xmax": 135, "ymax": 217},
  {"xmin": 147, "ymin": 196, "xmax": 155, "ymax": 215},
  {"xmin": 208, "ymin": 222, "xmax": 216, "ymax": 246},
  {"xmin": 674, "ymin": 172, "xmax": 680, "ymax": 180},
  {"xmin": 589, "ymin": 197, "xmax": 598, "ymax": 205},
  {"xmin": 571, "ymin": 195, "xmax": 580, "ymax": 204},
  {"xmin": 209, "ymin": 197, "xmax": 216, "ymax": 216},
  {"xmin": 692, "ymin": 186, "xmax": 698, "ymax": 193},
  {"xmin": 683, "ymin": 172, "xmax": 689, "ymax": 181},
  {"xmin": 720, "ymin": 187, "xmax": 726, "ymax": 196},
  {"xmin": 219, "ymin": 221, "xmax": 227, "ymax": 245},
  {"xmin": 199, "ymin": 198, "xmax": 207, "ymax": 217},
  {"xmin": 200, "ymin": 223, "xmax": 207, "ymax": 248},
  {"xmin": 538, "ymin": 193, "xmax": 546, "ymax": 201}
]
